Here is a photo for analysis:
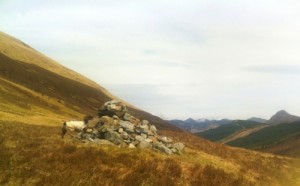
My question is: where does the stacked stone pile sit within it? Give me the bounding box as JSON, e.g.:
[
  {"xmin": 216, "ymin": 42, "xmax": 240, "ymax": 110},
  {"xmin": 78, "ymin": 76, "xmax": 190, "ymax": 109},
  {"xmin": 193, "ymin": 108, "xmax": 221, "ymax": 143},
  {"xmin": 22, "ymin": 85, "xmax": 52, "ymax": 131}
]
[{"xmin": 77, "ymin": 100, "xmax": 185, "ymax": 155}]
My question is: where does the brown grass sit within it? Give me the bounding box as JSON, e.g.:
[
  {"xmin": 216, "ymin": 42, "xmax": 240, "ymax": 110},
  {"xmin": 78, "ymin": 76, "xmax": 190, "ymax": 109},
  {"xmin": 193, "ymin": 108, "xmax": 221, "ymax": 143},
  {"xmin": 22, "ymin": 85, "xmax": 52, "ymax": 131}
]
[{"xmin": 1, "ymin": 121, "xmax": 300, "ymax": 186}]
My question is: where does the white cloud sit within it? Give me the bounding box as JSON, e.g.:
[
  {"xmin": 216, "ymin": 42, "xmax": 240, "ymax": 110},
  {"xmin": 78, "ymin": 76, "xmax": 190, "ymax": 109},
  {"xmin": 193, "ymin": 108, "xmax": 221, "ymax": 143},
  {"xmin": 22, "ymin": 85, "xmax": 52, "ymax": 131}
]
[{"xmin": 1, "ymin": 0, "xmax": 300, "ymax": 119}]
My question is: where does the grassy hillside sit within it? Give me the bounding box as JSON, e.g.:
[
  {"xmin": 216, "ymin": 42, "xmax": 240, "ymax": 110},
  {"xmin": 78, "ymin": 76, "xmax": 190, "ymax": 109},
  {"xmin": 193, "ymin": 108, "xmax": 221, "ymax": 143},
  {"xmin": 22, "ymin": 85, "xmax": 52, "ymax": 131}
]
[
  {"xmin": 196, "ymin": 120, "xmax": 264, "ymax": 142},
  {"xmin": 0, "ymin": 31, "xmax": 104, "ymax": 90},
  {"xmin": 1, "ymin": 31, "xmax": 300, "ymax": 185},
  {"xmin": 227, "ymin": 121, "xmax": 300, "ymax": 151},
  {"xmin": 1, "ymin": 121, "xmax": 300, "ymax": 186},
  {"xmin": 0, "ymin": 31, "xmax": 179, "ymax": 132}
]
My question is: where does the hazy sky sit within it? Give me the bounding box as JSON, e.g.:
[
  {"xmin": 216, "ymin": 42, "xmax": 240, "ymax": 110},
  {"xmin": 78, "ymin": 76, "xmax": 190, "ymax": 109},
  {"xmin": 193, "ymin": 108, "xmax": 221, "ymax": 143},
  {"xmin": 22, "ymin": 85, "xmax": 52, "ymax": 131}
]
[{"xmin": 1, "ymin": 0, "xmax": 300, "ymax": 120}]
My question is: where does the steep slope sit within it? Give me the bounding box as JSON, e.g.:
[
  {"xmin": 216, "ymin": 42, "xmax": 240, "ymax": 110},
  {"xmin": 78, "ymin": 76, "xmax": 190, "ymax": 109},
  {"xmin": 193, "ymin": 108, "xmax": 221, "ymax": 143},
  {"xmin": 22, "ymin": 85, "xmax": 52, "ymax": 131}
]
[
  {"xmin": 1, "ymin": 31, "xmax": 300, "ymax": 185},
  {"xmin": 0, "ymin": 31, "xmax": 105, "ymax": 90},
  {"xmin": 0, "ymin": 31, "xmax": 179, "ymax": 131},
  {"xmin": 267, "ymin": 110, "xmax": 300, "ymax": 125}
]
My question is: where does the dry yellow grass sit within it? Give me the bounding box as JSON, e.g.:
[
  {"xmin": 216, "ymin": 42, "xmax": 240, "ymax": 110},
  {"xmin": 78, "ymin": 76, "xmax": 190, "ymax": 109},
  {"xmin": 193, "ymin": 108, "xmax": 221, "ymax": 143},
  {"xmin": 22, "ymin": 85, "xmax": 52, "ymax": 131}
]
[
  {"xmin": 1, "ymin": 121, "xmax": 299, "ymax": 186},
  {"xmin": 0, "ymin": 31, "xmax": 121, "ymax": 102},
  {"xmin": 0, "ymin": 77, "xmax": 84, "ymax": 125}
]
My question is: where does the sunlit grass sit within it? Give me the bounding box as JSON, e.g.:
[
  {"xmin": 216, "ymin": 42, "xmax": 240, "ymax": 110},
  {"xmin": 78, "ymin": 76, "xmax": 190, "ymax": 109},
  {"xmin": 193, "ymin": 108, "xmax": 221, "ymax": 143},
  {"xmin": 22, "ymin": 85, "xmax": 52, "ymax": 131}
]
[{"xmin": 1, "ymin": 121, "xmax": 299, "ymax": 186}]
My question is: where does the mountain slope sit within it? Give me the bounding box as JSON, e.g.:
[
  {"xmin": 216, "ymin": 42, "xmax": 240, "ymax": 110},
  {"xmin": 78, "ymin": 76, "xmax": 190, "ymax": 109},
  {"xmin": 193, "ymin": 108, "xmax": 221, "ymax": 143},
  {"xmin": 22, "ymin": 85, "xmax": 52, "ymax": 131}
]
[
  {"xmin": 0, "ymin": 31, "xmax": 179, "ymax": 131},
  {"xmin": 227, "ymin": 121, "xmax": 300, "ymax": 152},
  {"xmin": 1, "ymin": 31, "xmax": 300, "ymax": 185},
  {"xmin": 267, "ymin": 110, "xmax": 300, "ymax": 125},
  {"xmin": 262, "ymin": 133, "xmax": 300, "ymax": 157},
  {"xmin": 196, "ymin": 120, "xmax": 264, "ymax": 142}
]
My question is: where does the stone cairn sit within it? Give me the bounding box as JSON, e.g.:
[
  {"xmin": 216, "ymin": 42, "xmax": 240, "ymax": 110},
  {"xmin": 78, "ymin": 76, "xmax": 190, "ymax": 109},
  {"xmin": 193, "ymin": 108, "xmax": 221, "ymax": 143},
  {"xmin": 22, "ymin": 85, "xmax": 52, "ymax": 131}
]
[{"xmin": 77, "ymin": 100, "xmax": 185, "ymax": 155}]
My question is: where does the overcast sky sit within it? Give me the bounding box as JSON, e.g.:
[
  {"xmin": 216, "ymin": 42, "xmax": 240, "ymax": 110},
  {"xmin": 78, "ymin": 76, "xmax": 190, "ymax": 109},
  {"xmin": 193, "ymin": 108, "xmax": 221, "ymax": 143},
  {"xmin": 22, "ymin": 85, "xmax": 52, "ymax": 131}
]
[{"xmin": 1, "ymin": 0, "xmax": 300, "ymax": 120}]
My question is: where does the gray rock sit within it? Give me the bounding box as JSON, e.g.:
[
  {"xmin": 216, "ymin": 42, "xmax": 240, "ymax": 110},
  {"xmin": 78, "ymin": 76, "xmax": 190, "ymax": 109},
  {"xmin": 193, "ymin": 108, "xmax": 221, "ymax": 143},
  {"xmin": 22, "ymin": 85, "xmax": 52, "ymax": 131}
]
[
  {"xmin": 142, "ymin": 120, "xmax": 149, "ymax": 125},
  {"xmin": 159, "ymin": 136, "xmax": 173, "ymax": 143},
  {"xmin": 131, "ymin": 140, "xmax": 139, "ymax": 146},
  {"xmin": 147, "ymin": 130, "xmax": 155, "ymax": 136},
  {"xmin": 138, "ymin": 140, "xmax": 151, "ymax": 149},
  {"xmin": 128, "ymin": 143, "xmax": 136, "ymax": 148},
  {"xmin": 104, "ymin": 130, "xmax": 122, "ymax": 145},
  {"xmin": 120, "ymin": 131, "xmax": 129, "ymax": 139},
  {"xmin": 81, "ymin": 133, "xmax": 93, "ymax": 140},
  {"xmin": 118, "ymin": 128, "xmax": 124, "ymax": 133},
  {"xmin": 135, "ymin": 135, "xmax": 146, "ymax": 142},
  {"xmin": 135, "ymin": 126, "xmax": 149, "ymax": 134},
  {"xmin": 149, "ymin": 125, "xmax": 157, "ymax": 133},
  {"xmin": 86, "ymin": 117, "xmax": 103, "ymax": 128},
  {"xmin": 141, "ymin": 133, "xmax": 147, "ymax": 139},
  {"xmin": 119, "ymin": 121, "xmax": 135, "ymax": 133},
  {"xmin": 145, "ymin": 138, "xmax": 153, "ymax": 143},
  {"xmin": 123, "ymin": 113, "xmax": 133, "ymax": 121},
  {"xmin": 140, "ymin": 124, "xmax": 149, "ymax": 133},
  {"xmin": 153, "ymin": 142, "xmax": 172, "ymax": 155},
  {"xmin": 134, "ymin": 127, "xmax": 143, "ymax": 134},
  {"xmin": 171, "ymin": 148, "xmax": 177, "ymax": 153},
  {"xmin": 173, "ymin": 143, "xmax": 185, "ymax": 152}
]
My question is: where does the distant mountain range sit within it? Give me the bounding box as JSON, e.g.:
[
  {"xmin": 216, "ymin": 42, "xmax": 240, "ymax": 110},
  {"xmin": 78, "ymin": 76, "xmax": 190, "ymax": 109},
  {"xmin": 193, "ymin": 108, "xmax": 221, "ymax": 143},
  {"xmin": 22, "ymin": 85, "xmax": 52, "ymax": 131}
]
[
  {"xmin": 168, "ymin": 110, "xmax": 300, "ymax": 133},
  {"xmin": 167, "ymin": 118, "xmax": 232, "ymax": 133},
  {"xmin": 193, "ymin": 110, "xmax": 300, "ymax": 157}
]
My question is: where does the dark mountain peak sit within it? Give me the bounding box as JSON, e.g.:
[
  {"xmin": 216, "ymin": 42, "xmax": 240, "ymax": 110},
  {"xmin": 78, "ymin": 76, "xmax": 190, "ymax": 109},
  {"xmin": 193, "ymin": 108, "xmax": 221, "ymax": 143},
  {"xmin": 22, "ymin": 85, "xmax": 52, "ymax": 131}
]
[
  {"xmin": 268, "ymin": 110, "xmax": 300, "ymax": 125},
  {"xmin": 275, "ymin": 110, "xmax": 289, "ymax": 115},
  {"xmin": 185, "ymin": 118, "xmax": 196, "ymax": 123}
]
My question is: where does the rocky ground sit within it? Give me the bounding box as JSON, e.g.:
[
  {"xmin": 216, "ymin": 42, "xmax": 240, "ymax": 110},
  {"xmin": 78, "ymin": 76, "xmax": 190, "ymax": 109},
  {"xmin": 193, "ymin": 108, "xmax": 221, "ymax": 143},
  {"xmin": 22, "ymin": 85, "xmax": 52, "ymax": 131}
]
[{"xmin": 73, "ymin": 100, "xmax": 185, "ymax": 155}]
